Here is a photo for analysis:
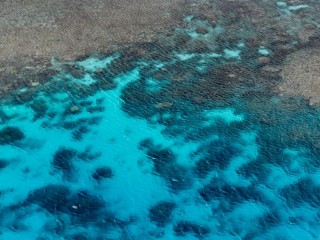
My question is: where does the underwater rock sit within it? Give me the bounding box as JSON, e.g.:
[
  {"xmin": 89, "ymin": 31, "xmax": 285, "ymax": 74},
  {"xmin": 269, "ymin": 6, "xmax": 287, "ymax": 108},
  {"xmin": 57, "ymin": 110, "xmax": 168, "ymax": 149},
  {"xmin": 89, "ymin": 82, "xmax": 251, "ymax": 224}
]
[
  {"xmin": 0, "ymin": 159, "xmax": 8, "ymax": 169},
  {"xmin": 237, "ymin": 159, "xmax": 269, "ymax": 181},
  {"xmin": 281, "ymin": 178, "xmax": 320, "ymax": 207},
  {"xmin": 195, "ymin": 27, "xmax": 209, "ymax": 35},
  {"xmin": 139, "ymin": 138, "xmax": 153, "ymax": 149},
  {"xmin": 79, "ymin": 100, "xmax": 93, "ymax": 107},
  {"xmin": 62, "ymin": 117, "xmax": 100, "ymax": 130},
  {"xmin": 27, "ymin": 185, "xmax": 106, "ymax": 223},
  {"xmin": 194, "ymin": 139, "xmax": 238, "ymax": 178},
  {"xmin": 31, "ymin": 81, "xmax": 40, "ymax": 87},
  {"xmin": 121, "ymin": 81, "xmax": 159, "ymax": 119},
  {"xmin": 78, "ymin": 148, "xmax": 101, "ymax": 161},
  {"xmin": 194, "ymin": 64, "xmax": 249, "ymax": 102},
  {"xmin": 66, "ymin": 233, "xmax": 88, "ymax": 240},
  {"xmin": 63, "ymin": 105, "xmax": 82, "ymax": 115},
  {"xmin": 195, "ymin": 152, "xmax": 229, "ymax": 178},
  {"xmin": 52, "ymin": 147, "xmax": 77, "ymax": 175},
  {"xmin": 62, "ymin": 120, "xmax": 82, "ymax": 130},
  {"xmin": 67, "ymin": 190, "xmax": 105, "ymax": 222},
  {"xmin": 0, "ymin": 109, "xmax": 11, "ymax": 124},
  {"xmin": 95, "ymin": 68, "xmax": 104, "ymax": 73},
  {"xmin": 91, "ymin": 70, "xmax": 116, "ymax": 89},
  {"xmin": 142, "ymin": 140, "xmax": 191, "ymax": 191},
  {"xmin": 70, "ymin": 105, "xmax": 81, "ymax": 114},
  {"xmin": 194, "ymin": 146, "xmax": 234, "ymax": 178},
  {"xmin": 86, "ymin": 106, "xmax": 105, "ymax": 113},
  {"xmin": 173, "ymin": 221, "xmax": 210, "ymax": 237},
  {"xmin": 257, "ymin": 57, "xmax": 270, "ymax": 65},
  {"xmin": 217, "ymin": 1, "xmax": 256, "ymax": 24},
  {"xmin": 199, "ymin": 179, "xmax": 261, "ymax": 204},
  {"xmin": 92, "ymin": 167, "xmax": 113, "ymax": 181},
  {"xmin": 155, "ymin": 102, "xmax": 173, "ymax": 109},
  {"xmin": 260, "ymin": 65, "xmax": 281, "ymax": 79},
  {"xmin": 166, "ymin": 165, "xmax": 191, "ymax": 191},
  {"xmin": 146, "ymin": 145, "xmax": 176, "ymax": 169},
  {"xmin": 149, "ymin": 201, "xmax": 176, "ymax": 227},
  {"xmin": 87, "ymin": 116, "xmax": 103, "ymax": 126},
  {"xmin": 63, "ymin": 63, "xmax": 85, "ymax": 79},
  {"xmin": 272, "ymin": 32, "xmax": 289, "ymax": 43},
  {"xmin": 30, "ymin": 99, "xmax": 48, "ymax": 119},
  {"xmin": 298, "ymin": 23, "xmax": 318, "ymax": 44},
  {"xmin": 72, "ymin": 126, "xmax": 89, "ymax": 141},
  {"xmin": 26, "ymin": 184, "xmax": 71, "ymax": 214},
  {"xmin": 259, "ymin": 212, "xmax": 281, "ymax": 229},
  {"xmin": 191, "ymin": 11, "xmax": 217, "ymax": 27},
  {"xmin": 0, "ymin": 126, "xmax": 25, "ymax": 145}
]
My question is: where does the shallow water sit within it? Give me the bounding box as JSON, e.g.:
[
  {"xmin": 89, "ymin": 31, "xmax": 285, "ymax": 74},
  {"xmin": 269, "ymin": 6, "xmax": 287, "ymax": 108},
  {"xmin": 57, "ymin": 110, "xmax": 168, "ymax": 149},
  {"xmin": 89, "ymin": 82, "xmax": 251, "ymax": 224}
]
[{"xmin": 1, "ymin": 1, "xmax": 320, "ymax": 239}]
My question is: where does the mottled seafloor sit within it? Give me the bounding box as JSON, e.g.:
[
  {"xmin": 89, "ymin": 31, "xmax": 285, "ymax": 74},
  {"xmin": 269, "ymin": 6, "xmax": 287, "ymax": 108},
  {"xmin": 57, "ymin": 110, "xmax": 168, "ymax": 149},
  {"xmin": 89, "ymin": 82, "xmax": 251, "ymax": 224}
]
[{"xmin": 0, "ymin": 0, "xmax": 320, "ymax": 239}]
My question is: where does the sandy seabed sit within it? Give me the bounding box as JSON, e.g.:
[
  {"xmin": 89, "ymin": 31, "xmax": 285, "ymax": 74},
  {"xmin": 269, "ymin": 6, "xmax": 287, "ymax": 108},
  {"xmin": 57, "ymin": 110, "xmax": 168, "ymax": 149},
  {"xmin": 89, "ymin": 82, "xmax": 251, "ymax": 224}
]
[{"xmin": 0, "ymin": 0, "xmax": 185, "ymax": 62}]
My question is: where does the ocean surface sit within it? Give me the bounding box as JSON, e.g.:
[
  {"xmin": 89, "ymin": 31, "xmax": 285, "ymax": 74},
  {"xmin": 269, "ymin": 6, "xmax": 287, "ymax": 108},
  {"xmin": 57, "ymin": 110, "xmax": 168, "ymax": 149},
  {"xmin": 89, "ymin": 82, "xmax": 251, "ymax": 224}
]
[{"xmin": 1, "ymin": 2, "xmax": 320, "ymax": 239}]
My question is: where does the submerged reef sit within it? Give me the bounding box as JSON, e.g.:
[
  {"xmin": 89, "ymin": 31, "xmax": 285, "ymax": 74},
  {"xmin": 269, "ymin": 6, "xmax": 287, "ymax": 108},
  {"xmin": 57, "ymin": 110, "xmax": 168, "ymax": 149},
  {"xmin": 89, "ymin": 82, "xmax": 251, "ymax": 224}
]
[
  {"xmin": 173, "ymin": 221, "xmax": 210, "ymax": 238},
  {"xmin": 0, "ymin": 126, "xmax": 25, "ymax": 145},
  {"xmin": 149, "ymin": 201, "xmax": 176, "ymax": 227},
  {"xmin": 52, "ymin": 147, "xmax": 78, "ymax": 177},
  {"xmin": 0, "ymin": 0, "xmax": 320, "ymax": 239},
  {"xmin": 91, "ymin": 166, "xmax": 113, "ymax": 181}
]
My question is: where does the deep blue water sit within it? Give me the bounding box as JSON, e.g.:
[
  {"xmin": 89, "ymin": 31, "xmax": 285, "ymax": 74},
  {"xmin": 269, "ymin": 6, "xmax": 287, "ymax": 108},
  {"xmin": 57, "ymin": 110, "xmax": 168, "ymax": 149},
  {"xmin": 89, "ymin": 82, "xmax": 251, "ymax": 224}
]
[{"xmin": 1, "ymin": 6, "xmax": 320, "ymax": 240}]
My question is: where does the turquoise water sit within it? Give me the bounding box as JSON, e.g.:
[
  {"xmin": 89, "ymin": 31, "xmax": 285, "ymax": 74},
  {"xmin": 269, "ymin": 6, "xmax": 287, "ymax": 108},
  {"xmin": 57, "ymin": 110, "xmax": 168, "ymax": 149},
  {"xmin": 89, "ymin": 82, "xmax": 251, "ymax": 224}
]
[{"xmin": 1, "ymin": 5, "xmax": 320, "ymax": 240}]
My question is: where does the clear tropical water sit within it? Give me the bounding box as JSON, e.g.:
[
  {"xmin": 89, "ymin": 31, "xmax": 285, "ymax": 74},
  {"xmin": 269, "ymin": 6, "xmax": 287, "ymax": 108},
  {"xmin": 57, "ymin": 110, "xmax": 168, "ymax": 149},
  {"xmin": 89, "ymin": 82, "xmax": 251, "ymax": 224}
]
[{"xmin": 1, "ymin": 3, "xmax": 320, "ymax": 240}]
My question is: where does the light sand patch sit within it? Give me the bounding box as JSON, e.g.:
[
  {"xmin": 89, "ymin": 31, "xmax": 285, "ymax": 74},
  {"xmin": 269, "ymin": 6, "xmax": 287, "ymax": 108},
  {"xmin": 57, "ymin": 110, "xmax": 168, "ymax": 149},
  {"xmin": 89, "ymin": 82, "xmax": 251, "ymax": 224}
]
[
  {"xmin": 0, "ymin": 0, "xmax": 185, "ymax": 62},
  {"xmin": 279, "ymin": 48, "xmax": 320, "ymax": 105}
]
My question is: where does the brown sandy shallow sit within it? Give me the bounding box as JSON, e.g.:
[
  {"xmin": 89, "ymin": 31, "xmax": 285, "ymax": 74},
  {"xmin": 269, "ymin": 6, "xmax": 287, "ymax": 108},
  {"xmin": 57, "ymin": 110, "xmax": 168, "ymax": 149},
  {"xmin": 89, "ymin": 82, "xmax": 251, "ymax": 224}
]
[
  {"xmin": 1, "ymin": 0, "xmax": 320, "ymax": 103},
  {"xmin": 0, "ymin": 0, "xmax": 186, "ymax": 61},
  {"xmin": 0, "ymin": 0, "xmax": 190, "ymax": 97},
  {"xmin": 279, "ymin": 48, "xmax": 320, "ymax": 105}
]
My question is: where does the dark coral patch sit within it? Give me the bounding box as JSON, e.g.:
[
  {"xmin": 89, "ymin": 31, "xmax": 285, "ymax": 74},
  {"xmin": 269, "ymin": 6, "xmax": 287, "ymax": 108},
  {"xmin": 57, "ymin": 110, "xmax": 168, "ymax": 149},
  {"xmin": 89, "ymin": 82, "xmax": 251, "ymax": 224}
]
[
  {"xmin": 26, "ymin": 185, "xmax": 106, "ymax": 224},
  {"xmin": 259, "ymin": 212, "xmax": 281, "ymax": 229},
  {"xmin": 173, "ymin": 221, "xmax": 210, "ymax": 238},
  {"xmin": 66, "ymin": 233, "xmax": 88, "ymax": 240},
  {"xmin": 87, "ymin": 116, "xmax": 103, "ymax": 126},
  {"xmin": 92, "ymin": 167, "xmax": 113, "ymax": 181},
  {"xmin": 195, "ymin": 150, "xmax": 230, "ymax": 177},
  {"xmin": 78, "ymin": 149, "xmax": 101, "ymax": 161},
  {"xmin": 0, "ymin": 159, "xmax": 9, "ymax": 169},
  {"xmin": 194, "ymin": 139, "xmax": 237, "ymax": 178},
  {"xmin": 199, "ymin": 179, "xmax": 261, "ymax": 204},
  {"xmin": 141, "ymin": 139, "xmax": 191, "ymax": 191},
  {"xmin": 146, "ymin": 147, "xmax": 176, "ymax": 173},
  {"xmin": 149, "ymin": 201, "xmax": 176, "ymax": 227},
  {"xmin": 67, "ymin": 191, "xmax": 105, "ymax": 222},
  {"xmin": 86, "ymin": 106, "xmax": 105, "ymax": 113},
  {"xmin": 164, "ymin": 164, "xmax": 190, "ymax": 191},
  {"xmin": 26, "ymin": 184, "xmax": 71, "ymax": 214},
  {"xmin": 0, "ymin": 126, "xmax": 25, "ymax": 145},
  {"xmin": 237, "ymin": 159, "xmax": 270, "ymax": 181},
  {"xmin": 29, "ymin": 99, "xmax": 48, "ymax": 119},
  {"xmin": 281, "ymin": 178, "xmax": 320, "ymax": 207},
  {"xmin": 72, "ymin": 126, "xmax": 89, "ymax": 141},
  {"xmin": 52, "ymin": 147, "xmax": 77, "ymax": 175}
]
